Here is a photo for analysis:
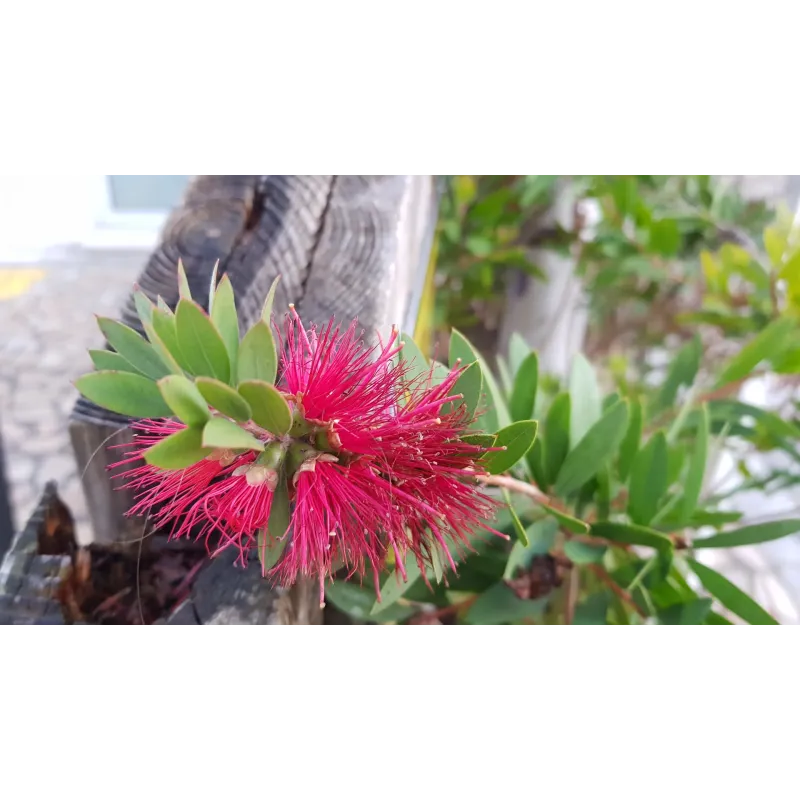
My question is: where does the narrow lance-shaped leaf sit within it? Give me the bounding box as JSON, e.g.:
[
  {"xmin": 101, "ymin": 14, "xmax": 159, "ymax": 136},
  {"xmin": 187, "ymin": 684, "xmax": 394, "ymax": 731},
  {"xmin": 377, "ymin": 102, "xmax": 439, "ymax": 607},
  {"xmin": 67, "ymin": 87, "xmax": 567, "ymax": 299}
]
[
  {"xmin": 74, "ymin": 371, "xmax": 172, "ymax": 419},
  {"xmin": 688, "ymin": 559, "xmax": 778, "ymax": 625},
  {"xmin": 617, "ymin": 397, "xmax": 642, "ymax": 481},
  {"xmin": 678, "ymin": 403, "xmax": 708, "ymax": 525},
  {"xmin": 88, "ymin": 349, "xmax": 144, "ymax": 376},
  {"xmin": 508, "ymin": 332, "xmax": 532, "ymax": 376},
  {"xmin": 207, "ymin": 260, "xmax": 220, "ymax": 313},
  {"xmin": 133, "ymin": 288, "xmax": 154, "ymax": 327},
  {"xmin": 555, "ymin": 401, "xmax": 629, "ymax": 497},
  {"xmin": 501, "ymin": 488, "xmax": 529, "ymax": 546},
  {"xmin": 590, "ymin": 522, "xmax": 673, "ymax": 554},
  {"xmin": 510, "ymin": 352, "xmax": 538, "ymax": 422},
  {"xmin": 716, "ymin": 316, "xmax": 797, "ymax": 387},
  {"xmin": 177, "ymin": 259, "xmax": 192, "ymax": 301},
  {"xmin": 627, "ymin": 431, "xmax": 668, "ymax": 526},
  {"xmin": 174, "ymin": 300, "xmax": 231, "ymax": 383},
  {"xmin": 261, "ymin": 275, "xmax": 281, "ymax": 322},
  {"xmin": 371, "ymin": 559, "xmax": 423, "ymax": 615},
  {"xmin": 151, "ymin": 308, "xmax": 193, "ymax": 374},
  {"xmin": 694, "ymin": 519, "xmax": 800, "ymax": 549},
  {"xmin": 211, "ymin": 274, "xmax": 239, "ymax": 383},
  {"xmin": 543, "ymin": 393, "xmax": 570, "ymax": 487},
  {"xmin": 96, "ymin": 317, "xmax": 171, "ymax": 380},
  {"xmin": 258, "ymin": 475, "xmax": 291, "ymax": 573},
  {"xmin": 569, "ymin": 353, "xmax": 602, "ymax": 446},
  {"xmin": 143, "ymin": 426, "xmax": 213, "ymax": 470}
]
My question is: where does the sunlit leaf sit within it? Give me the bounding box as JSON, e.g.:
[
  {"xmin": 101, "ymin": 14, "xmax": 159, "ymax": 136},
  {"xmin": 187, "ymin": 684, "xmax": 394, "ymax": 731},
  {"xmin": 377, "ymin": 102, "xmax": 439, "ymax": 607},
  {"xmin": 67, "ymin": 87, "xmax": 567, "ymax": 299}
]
[
  {"xmin": 688, "ymin": 559, "xmax": 778, "ymax": 625},
  {"xmin": 555, "ymin": 401, "xmax": 629, "ymax": 497},
  {"xmin": 74, "ymin": 371, "xmax": 171, "ymax": 419},
  {"xmin": 143, "ymin": 426, "xmax": 212, "ymax": 470}
]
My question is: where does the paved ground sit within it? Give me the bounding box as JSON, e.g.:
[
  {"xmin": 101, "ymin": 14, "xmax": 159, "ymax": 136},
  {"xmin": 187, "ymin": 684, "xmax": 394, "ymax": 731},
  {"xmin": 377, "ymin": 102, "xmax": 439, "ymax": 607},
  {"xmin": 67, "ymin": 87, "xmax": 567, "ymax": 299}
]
[{"xmin": 0, "ymin": 249, "xmax": 146, "ymax": 545}]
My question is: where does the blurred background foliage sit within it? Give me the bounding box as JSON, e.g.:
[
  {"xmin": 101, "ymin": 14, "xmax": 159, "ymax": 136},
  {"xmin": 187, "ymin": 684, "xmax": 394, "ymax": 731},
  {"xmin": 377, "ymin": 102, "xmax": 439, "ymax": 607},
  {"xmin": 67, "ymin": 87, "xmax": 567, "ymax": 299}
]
[{"xmin": 326, "ymin": 176, "xmax": 800, "ymax": 625}]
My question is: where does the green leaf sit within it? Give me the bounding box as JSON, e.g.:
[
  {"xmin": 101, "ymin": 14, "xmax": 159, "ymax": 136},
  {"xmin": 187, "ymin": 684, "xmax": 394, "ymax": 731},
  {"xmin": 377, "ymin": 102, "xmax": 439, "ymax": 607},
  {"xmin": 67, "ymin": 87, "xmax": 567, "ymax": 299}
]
[
  {"xmin": 527, "ymin": 437, "xmax": 548, "ymax": 489},
  {"xmin": 627, "ymin": 431, "xmax": 668, "ymax": 526},
  {"xmin": 133, "ymin": 289, "xmax": 154, "ymax": 327},
  {"xmin": 716, "ymin": 316, "xmax": 797, "ymax": 387},
  {"xmin": 74, "ymin": 371, "xmax": 172, "ymax": 418},
  {"xmin": 151, "ymin": 308, "xmax": 193, "ymax": 374},
  {"xmin": 496, "ymin": 355, "xmax": 514, "ymax": 397},
  {"xmin": 429, "ymin": 360, "xmax": 450, "ymax": 386},
  {"xmin": 96, "ymin": 317, "xmax": 170, "ymax": 380},
  {"xmin": 446, "ymin": 361, "xmax": 482, "ymax": 417},
  {"xmin": 543, "ymin": 393, "xmax": 571, "ymax": 487},
  {"xmin": 510, "ymin": 352, "xmax": 538, "ymax": 422},
  {"xmin": 678, "ymin": 403, "xmax": 708, "ymax": 525},
  {"xmin": 207, "ymin": 260, "xmax": 220, "ymax": 313},
  {"xmin": 705, "ymin": 611, "xmax": 733, "ymax": 625},
  {"xmin": 258, "ymin": 476, "xmax": 290, "ymax": 572},
  {"xmin": 195, "ymin": 377, "xmax": 252, "ymax": 422},
  {"xmin": 764, "ymin": 225, "xmax": 788, "ymax": 268},
  {"xmin": 564, "ymin": 539, "xmax": 606, "ymax": 565},
  {"xmin": 261, "ymin": 275, "xmax": 281, "ymax": 322},
  {"xmin": 555, "ymin": 401, "xmax": 629, "ymax": 497},
  {"xmin": 541, "ymin": 504, "xmax": 589, "ymax": 534},
  {"xmin": 688, "ymin": 559, "xmax": 778, "ymax": 625},
  {"xmin": 324, "ymin": 581, "xmax": 415, "ymax": 623},
  {"xmin": 501, "ymin": 488, "xmax": 528, "ymax": 545},
  {"xmin": 157, "ymin": 375, "xmax": 211, "ymax": 427},
  {"xmin": 399, "ymin": 333, "xmax": 430, "ymax": 384},
  {"xmin": 569, "ymin": 353, "xmax": 602, "ymax": 446},
  {"xmin": 504, "ymin": 518, "xmax": 558, "ymax": 580},
  {"xmin": 143, "ymin": 426, "xmax": 213, "ymax": 470},
  {"xmin": 573, "ymin": 592, "xmax": 610, "ymax": 625},
  {"xmin": 657, "ymin": 598, "xmax": 713, "ymax": 625},
  {"xmin": 177, "ymin": 258, "xmax": 192, "ymax": 300},
  {"xmin": 465, "ymin": 582, "xmax": 547, "ymax": 624},
  {"xmin": 237, "ymin": 380, "xmax": 292, "ymax": 435},
  {"xmin": 449, "ymin": 328, "xmax": 510, "ymax": 432},
  {"xmin": 462, "ymin": 433, "xmax": 495, "ymax": 448},
  {"xmin": 483, "ymin": 421, "xmax": 538, "ymax": 474},
  {"xmin": 371, "ymin": 559, "xmax": 422, "ymax": 615},
  {"xmin": 202, "ymin": 416, "xmax": 264, "ymax": 452},
  {"xmin": 648, "ymin": 218, "xmax": 681, "ymax": 257},
  {"xmin": 174, "ymin": 300, "xmax": 231, "ymax": 383},
  {"xmin": 142, "ymin": 320, "xmax": 184, "ymax": 375},
  {"xmin": 653, "ymin": 336, "xmax": 701, "ymax": 415},
  {"xmin": 508, "ymin": 333, "xmax": 531, "ymax": 377},
  {"xmin": 617, "ymin": 397, "xmax": 642, "ymax": 482},
  {"xmin": 694, "ymin": 519, "xmax": 800, "ymax": 549},
  {"xmin": 88, "ymin": 349, "xmax": 144, "ymax": 375},
  {"xmin": 238, "ymin": 321, "xmax": 278, "ymax": 385},
  {"xmin": 210, "ymin": 274, "xmax": 240, "ymax": 383},
  {"xmin": 590, "ymin": 522, "xmax": 673, "ymax": 554}
]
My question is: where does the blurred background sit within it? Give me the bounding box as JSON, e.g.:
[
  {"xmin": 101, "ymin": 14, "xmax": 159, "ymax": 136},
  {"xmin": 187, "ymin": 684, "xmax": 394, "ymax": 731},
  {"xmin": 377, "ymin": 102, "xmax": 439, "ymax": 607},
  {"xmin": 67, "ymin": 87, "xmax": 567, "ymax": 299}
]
[{"xmin": 1, "ymin": 175, "xmax": 799, "ymax": 621}]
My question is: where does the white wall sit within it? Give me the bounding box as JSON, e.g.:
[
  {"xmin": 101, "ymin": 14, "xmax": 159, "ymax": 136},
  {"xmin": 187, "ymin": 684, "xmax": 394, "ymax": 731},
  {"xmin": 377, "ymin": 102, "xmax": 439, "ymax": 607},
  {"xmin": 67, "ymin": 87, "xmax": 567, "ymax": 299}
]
[
  {"xmin": 0, "ymin": 175, "xmax": 165, "ymax": 262},
  {"xmin": 0, "ymin": 176, "xmax": 99, "ymax": 261}
]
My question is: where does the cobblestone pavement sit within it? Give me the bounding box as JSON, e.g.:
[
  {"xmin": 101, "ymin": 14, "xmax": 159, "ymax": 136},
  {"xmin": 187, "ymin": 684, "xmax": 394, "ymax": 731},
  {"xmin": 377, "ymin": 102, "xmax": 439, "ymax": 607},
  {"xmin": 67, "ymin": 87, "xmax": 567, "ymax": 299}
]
[{"xmin": 0, "ymin": 249, "xmax": 146, "ymax": 545}]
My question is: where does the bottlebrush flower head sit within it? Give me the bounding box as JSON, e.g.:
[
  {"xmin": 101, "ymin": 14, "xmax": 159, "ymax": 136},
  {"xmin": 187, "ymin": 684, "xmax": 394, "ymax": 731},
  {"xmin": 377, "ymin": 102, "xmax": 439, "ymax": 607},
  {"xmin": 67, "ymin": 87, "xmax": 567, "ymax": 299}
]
[{"xmin": 74, "ymin": 265, "xmax": 534, "ymax": 607}]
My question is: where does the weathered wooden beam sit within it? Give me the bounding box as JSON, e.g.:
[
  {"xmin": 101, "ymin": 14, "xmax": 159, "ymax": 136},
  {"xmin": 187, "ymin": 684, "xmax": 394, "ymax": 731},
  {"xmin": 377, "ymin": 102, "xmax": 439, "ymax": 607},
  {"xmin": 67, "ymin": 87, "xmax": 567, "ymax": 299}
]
[{"xmin": 68, "ymin": 175, "xmax": 437, "ymax": 624}]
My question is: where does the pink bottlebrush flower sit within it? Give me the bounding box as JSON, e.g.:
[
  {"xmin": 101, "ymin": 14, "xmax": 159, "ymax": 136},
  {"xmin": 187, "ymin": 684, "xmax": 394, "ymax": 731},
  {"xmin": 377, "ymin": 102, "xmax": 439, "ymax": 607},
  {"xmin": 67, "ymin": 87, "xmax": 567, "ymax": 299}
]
[
  {"xmin": 111, "ymin": 308, "xmax": 502, "ymax": 605},
  {"xmin": 272, "ymin": 309, "xmax": 503, "ymax": 602},
  {"xmin": 112, "ymin": 418, "xmax": 259, "ymax": 558}
]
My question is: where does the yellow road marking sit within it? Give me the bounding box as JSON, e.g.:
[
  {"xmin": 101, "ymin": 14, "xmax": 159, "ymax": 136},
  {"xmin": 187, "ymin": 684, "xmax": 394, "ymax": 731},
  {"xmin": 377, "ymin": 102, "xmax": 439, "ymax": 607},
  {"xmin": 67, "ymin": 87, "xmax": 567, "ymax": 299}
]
[{"xmin": 0, "ymin": 268, "xmax": 46, "ymax": 300}]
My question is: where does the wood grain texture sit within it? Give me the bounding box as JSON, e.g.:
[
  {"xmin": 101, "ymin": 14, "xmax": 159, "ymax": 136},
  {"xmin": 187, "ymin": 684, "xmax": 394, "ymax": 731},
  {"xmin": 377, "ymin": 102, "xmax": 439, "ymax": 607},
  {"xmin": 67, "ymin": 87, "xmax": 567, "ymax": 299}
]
[{"xmin": 68, "ymin": 174, "xmax": 437, "ymax": 624}]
